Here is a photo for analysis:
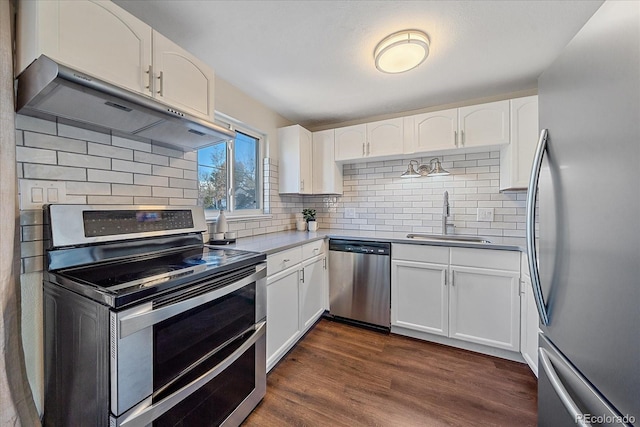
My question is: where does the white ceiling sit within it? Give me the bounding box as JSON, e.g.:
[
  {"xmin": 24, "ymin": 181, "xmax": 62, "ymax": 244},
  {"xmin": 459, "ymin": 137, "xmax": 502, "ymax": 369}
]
[{"xmin": 115, "ymin": 0, "xmax": 603, "ymax": 129}]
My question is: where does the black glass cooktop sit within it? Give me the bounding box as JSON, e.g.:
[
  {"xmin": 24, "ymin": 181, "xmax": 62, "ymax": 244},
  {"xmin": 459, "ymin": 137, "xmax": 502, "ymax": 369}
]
[{"xmin": 60, "ymin": 245, "xmax": 264, "ymax": 295}]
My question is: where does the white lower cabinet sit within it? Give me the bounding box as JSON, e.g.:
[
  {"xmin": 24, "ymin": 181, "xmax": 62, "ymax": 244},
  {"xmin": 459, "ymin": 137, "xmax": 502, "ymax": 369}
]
[
  {"xmin": 449, "ymin": 266, "xmax": 520, "ymax": 351},
  {"xmin": 266, "ymin": 266, "xmax": 300, "ymax": 371},
  {"xmin": 392, "ymin": 244, "xmax": 522, "ymax": 358},
  {"xmin": 520, "ymin": 254, "xmax": 539, "ymax": 376},
  {"xmin": 266, "ymin": 242, "xmax": 327, "ymax": 371},
  {"xmin": 391, "ymin": 260, "xmax": 449, "ymax": 336}
]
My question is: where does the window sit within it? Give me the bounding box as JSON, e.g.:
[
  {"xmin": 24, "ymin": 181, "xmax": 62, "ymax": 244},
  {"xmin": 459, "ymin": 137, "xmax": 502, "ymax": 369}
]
[{"xmin": 197, "ymin": 125, "xmax": 262, "ymax": 216}]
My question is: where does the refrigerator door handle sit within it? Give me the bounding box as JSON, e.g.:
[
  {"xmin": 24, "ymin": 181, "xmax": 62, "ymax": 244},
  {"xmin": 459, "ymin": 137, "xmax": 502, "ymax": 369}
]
[
  {"xmin": 526, "ymin": 129, "xmax": 550, "ymax": 325},
  {"xmin": 539, "ymin": 347, "xmax": 592, "ymax": 427}
]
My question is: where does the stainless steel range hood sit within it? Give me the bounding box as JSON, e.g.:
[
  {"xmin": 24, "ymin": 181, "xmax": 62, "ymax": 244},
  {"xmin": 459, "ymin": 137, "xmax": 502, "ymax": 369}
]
[{"xmin": 16, "ymin": 56, "xmax": 236, "ymax": 151}]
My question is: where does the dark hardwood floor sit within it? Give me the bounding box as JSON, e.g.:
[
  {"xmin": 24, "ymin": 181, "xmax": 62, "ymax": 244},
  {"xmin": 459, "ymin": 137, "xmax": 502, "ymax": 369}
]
[{"xmin": 243, "ymin": 319, "xmax": 537, "ymax": 426}]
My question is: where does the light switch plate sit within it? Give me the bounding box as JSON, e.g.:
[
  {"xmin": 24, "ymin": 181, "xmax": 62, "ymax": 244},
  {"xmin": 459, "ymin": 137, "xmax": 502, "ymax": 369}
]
[
  {"xmin": 20, "ymin": 180, "xmax": 67, "ymax": 210},
  {"xmin": 345, "ymin": 207, "xmax": 356, "ymax": 219},
  {"xmin": 477, "ymin": 207, "xmax": 495, "ymax": 222}
]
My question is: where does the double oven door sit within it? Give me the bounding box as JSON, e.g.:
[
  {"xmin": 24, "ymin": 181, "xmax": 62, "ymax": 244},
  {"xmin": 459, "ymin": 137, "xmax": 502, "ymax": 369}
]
[{"xmin": 111, "ymin": 263, "xmax": 267, "ymax": 427}]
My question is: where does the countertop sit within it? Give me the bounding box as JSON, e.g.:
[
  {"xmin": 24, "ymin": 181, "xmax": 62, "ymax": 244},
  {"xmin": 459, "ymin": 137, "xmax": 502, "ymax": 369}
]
[{"xmin": 209, "ymin": 229, "xmax": 527, "ymax": 255}]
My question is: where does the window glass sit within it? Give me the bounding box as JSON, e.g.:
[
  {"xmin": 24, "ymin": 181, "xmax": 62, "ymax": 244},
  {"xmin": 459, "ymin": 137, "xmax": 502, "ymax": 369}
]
[
  {"xmin": 234, "ymin": 132, "xmax": 259, "ymax": 210},
  {"xmin": 198, "ymin": 142, "xmax": 227, "ymax": 210}
]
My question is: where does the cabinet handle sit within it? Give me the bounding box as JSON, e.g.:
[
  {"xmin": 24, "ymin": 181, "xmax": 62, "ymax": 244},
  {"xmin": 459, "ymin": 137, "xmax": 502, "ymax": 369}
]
[
  {"xmin": 460, "ymin": 130, "xmax": 465, "ymax": 146},
  {"xmin": 362, "ymin": 143, "xmax": 365, "ymax": 156},
  {"xmin": 454, "ymin": 130, "xmax": 458, "ymax": 147},
  {"xmin": 283, "ymin": 258, "xmax": 290, "ymax": 263},
  {"xmin": 451, "ymin": 272, "xmax": 455, "ymax": 286},
  {"xmin": 300, "ymin": 269, "xmax": 305, "ymax": 283},
  {"xmin": 366, "ymin": 142, "xmax": 370, "ymax": 156},
  {"xmin": 157, "ymin": 71, "xmax": 164, "ymax": 96},
  {"xmin": 301, "ymin": 180, "xmax": 304, "ymax": 191},
  {"xmin": 323, "ymin": 257, "xmax": 327, "ymax": 269},
  {"xmin": 444, "ymin": 271, "xmax": 448, "ymax": 286},
  {"xmin": 145, "ymin": 65, "xmax": 153, "ymax": 93}
]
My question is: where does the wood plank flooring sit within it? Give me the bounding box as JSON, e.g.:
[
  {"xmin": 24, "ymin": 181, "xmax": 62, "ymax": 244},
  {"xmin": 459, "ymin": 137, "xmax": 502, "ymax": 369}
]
[{"xmin": 242, "ymin": 319, "xmax": 537, "ymax": 426}]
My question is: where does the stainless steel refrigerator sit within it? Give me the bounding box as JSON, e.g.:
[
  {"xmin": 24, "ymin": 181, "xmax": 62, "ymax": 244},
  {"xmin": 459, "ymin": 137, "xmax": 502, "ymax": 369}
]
[{"xmin": 527, "ymin": 1, "xmax": 639, "ymax": 425}]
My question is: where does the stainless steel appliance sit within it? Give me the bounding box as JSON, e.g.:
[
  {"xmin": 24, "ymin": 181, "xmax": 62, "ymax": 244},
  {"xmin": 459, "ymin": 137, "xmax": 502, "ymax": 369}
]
[
  {"xmin": 16, "ymin": 55, "xmax": 235, "ymax": 151},
  {"xmin": 328, "ymin": 240, "xmax": 391, "ymax": 330},
  {"xmin": 42, "ymin": 205, "xmax": 267, "ymax": 427},
  {"xmin": 528, "ymin": 1, "xmax": 639, "ymax": 425}
]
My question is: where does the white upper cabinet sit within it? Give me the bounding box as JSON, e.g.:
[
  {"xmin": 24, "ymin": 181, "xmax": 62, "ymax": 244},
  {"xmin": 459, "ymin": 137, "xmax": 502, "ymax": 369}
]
[
  {"xmin": 366, "ymin": 118, "xmax": 404, "ymax": 158},
  {"xmin": 334, "ymin": 124, "xmax": 367, "ymax": 162},
  {"xmin": 500, "ymin": 96, "xmax": 539, "ymax": 190},
  {"xmin": 312, "ymin": 129, "xmax": 343, "ymax": 195},
  {"xmin": 16, "ymin": 0, "xmax": 152, "ymax": 95},
  {"xmin": 278, "ymin": 125, "xmax": 312, "ymax": 194},
  {"xmin": 152, "ymin": 31, "xmax": 215, "ymax": 121},
  {"xmin": 407, "ymin": 108, "xmax": 458, "ymax": 153},
  {"xmin": 17, "ymin": 0, "xmax": 216, "ymax": 122},
  {"xmin": 458, "ymin": 100, "xmax": 510, "ymax": 148},
  {"xmin": 334, "ymin": 119, "xmax": 405, "ymax": 162}
]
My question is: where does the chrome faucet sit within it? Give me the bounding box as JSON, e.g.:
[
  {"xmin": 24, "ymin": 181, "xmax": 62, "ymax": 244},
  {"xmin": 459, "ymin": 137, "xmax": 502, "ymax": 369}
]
[{"xmin": 442, "ymin": 190, "xmax": 451, "ymax": 235}]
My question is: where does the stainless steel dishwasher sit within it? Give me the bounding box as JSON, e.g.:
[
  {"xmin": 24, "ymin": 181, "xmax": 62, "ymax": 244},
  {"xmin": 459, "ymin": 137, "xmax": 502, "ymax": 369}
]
[{"xmin": 328, "ymin": 239, "xmax": 391, "ymax": 330}]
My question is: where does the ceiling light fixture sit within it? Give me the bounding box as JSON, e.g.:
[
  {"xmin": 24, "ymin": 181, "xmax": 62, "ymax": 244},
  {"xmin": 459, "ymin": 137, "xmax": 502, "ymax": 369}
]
[
  {"xmin": 401, "ymin": 158, "xmax": 450, "ymax": 178},
  {"xmin": 374, "ymin": 29, "xmax": 430, "ymax": 74}
]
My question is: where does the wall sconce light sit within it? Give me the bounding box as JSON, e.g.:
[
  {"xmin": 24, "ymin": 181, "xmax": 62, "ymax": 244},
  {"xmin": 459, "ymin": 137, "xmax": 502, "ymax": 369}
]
[{"xmin": 400, "ymin": 158, "xmax": 450, "ymax": 178}]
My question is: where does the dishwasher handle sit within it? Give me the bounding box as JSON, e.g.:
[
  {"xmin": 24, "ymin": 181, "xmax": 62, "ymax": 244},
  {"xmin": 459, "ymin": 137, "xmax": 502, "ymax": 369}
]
[{"xmin": 328, "ymin": 239, "xmax": 390, "ymax": 255}]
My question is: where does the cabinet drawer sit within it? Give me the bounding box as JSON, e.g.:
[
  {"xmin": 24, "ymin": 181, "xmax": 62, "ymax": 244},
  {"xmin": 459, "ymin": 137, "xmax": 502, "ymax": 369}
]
[
  {"xmin": 267, "ymin": 247, "xmax": 303, "ymax": 275},
  {"xmin": 450, "ymin": 247, "xmax": 519, "ymax": 271},
  {"xmin": 392, "ymin": 244, "xmax": 449, "ymax": 264},
  {"xmin": 302, "ymin": 239, "xmax": 325, "ymax": 260}
]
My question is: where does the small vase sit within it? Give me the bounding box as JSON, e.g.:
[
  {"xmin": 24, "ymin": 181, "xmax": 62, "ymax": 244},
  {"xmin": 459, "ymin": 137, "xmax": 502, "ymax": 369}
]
[
  {"xmin": 216, "ymin": 209, "xmax": 228, "ymax": 233},
  {"xmin": 308, "ymin": 220, "xmax": 318, "ymax": 232},
  {"xmin": 296, "ymin": 219, "xmax": 306, "ymax": 231}
]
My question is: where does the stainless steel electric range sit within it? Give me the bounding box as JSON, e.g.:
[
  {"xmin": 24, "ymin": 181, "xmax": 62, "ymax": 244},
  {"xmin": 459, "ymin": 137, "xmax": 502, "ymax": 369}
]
[{"xmin": 42, "ymin": 205, "xmax": 266, "ymax": 427}]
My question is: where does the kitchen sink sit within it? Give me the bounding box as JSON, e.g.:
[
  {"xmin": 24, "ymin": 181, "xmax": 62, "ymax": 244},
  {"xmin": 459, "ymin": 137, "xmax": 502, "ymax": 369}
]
[{"xmin": 406, "ymin": 233, "xmax": 492, "ymax": 244}]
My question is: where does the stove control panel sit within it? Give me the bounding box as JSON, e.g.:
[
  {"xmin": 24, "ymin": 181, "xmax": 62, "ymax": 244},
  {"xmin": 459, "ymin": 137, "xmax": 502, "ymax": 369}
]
[{"xmin": 83, "ymin": 209, "xmax": 195, "ymax": 237}]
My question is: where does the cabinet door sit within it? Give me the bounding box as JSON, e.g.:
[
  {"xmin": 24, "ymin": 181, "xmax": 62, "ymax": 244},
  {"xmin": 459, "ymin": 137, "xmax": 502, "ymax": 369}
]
[
  {"xmin": 458, "ymin": 100, "xmax": 510, "ymax": 147},
  {"xmin": 520, "ymin": 274, "xmax": 539, "ymax": 376},
  {"xmin": 411, "ymin": 108, "xmax": 458, "ymax": 153},
  {"xmin": 367, "ymin": 118, "xmax": 404, "ymax": 157},
  {"xmin": 266, "ymin": 267, "xmax": 300, "ymax": 371},
  {"xmin": 152, "ymin": 30, "xmax": 215, "ymax": 121},
  {"xmin": 312, "ymin": 130, "xmax": 343, "ymax": 194},
  {"xmin": 334, "ymin": 124, "xmax": 366, "ymax": 162},
  {"xmin": 23, "ymin": 0, "xmax": 153, "ymax": 95},
  {"xmin": 449, "ymin": 266, "xmax": 520, "ymax": 351},
  {"xmin": 299, "ymin": 128, "xmax": 313, "ymax": 194},
  {"xmin": 278, "ymin": 125, "xmax": 312, "ymax": 194},
  {"xmin": 500, "ymin": 96, "xmax": 539, "ymax": 190},
  {"xmin": 391, "ymin": 260, "xmax": 449, "ymax": 336},
  {"xmin": 300, "ymin": 256, "xmax": 327, "ymax": 331}
]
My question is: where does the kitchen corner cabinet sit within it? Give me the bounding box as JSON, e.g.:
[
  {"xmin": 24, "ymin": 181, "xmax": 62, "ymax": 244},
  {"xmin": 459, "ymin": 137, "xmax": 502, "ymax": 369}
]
[
  {"xmin": 278, "ymin": 125, "xmax": 313, "ymax": 194},
  {"xmin": 266, "ymin": 240, "xmax": 327, "ymax": 371},
  {"xmin": 312, "ymin": 129, "xmax": 343, "ymax": 195},
  {"xmin": 500, "ymin": 96, "xmax": 539, "ymax": 190},
  {"xmin": 334, "ymin": 118, "xmax": 404, "ymax": 162},
  {"xmin": 458, "ymin": 100, "xmax": 510, "ymax": 148},
  {"xmin": 16, "ymin": 0, "xmax": 215, "ymax": 122},
  {"xmin": 520, "ymin": 253, "xmax": 539, "ymax": 376}
]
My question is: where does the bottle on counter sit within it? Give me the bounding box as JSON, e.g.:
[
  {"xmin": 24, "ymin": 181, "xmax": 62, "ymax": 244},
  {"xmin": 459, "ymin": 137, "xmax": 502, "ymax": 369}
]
[{"xmin": 216, "ymin": 209, "xmax": 228, "ymax": 234}]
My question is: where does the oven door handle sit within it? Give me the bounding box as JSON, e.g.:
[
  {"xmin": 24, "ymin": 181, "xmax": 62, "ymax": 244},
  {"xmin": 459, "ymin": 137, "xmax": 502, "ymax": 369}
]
[
  {"xmin": 119, "ymin": 264, "xmax": 266, "ymax": 338},
  {"xmin": 116, "ymin": 320, "xmax": 265, "ymax": 427}
]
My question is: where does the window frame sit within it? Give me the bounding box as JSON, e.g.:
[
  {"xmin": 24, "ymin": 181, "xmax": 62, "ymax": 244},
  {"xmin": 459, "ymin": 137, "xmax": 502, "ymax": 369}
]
[{"xmin": 199, "ymin": 115, "xmax": 265, "ymax": 220}]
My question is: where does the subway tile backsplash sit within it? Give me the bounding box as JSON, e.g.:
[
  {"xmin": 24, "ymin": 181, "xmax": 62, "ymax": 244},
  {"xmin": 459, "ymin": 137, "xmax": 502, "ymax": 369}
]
[{"xmin": 305, "ymin": 152, "xmax": 527, "ymax": 237}]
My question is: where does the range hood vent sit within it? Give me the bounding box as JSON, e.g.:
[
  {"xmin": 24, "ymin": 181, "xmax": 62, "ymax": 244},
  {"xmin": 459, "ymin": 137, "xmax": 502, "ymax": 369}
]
[{"xmin": 16, "ymin": 56, "xmax": 236, "ymax": 151}]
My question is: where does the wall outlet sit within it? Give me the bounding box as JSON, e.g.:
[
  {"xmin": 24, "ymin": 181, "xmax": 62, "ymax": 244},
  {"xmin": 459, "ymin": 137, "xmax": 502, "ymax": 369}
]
[
  {"xmin": 477, "ymin": 208, "xmax": 495, "ymax": 222},
  {"xmin": 20, "ymin": 180, "xmax": 67, "ymax": 210},
  {"xmin": 345, "ymin": 207, "xmax": 356, "ymax": 219}
]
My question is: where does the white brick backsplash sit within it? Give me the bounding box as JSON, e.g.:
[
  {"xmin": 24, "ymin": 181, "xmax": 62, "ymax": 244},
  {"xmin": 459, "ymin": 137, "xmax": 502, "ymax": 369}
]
[
  {"xmin": 21, "ymin": 241, "xmax": 43, "ymax": 258},
  {"xmin": 112, "ymin": 135, "xmax": 152, "ymax": 152},
  {"xmin": 169, "ymin": 198, "xmax": 197, "ymax": 206},
  {"xmin": 152, "ymin": 145, "xmax": 184, "ymax": 158},
  {"xmin": 59, "ymin": 152, "xmax": 111, "ymax": 170},
  {"xmin": 113, "ymin": 159, "xmax": 152, "ymax": 174},
  {"xmin": 24, "ymin": 132, "xmax": 87, "ymax": 154},
  {"xmin": 112, "ymin": 184, "xmax": 152, "ymax": 197},
  {"xmin": 58, "ymin": 124, "xmax": 111, "ymax": 144},
  {"xmin": 16, "ymin": 130, "xmax": 24, "ymax": 146},
  {"xmin": 88, "ymin": 142, "xmax": 133, "ymax": 160},
  {"xmin": 87, "ymin": 195, "xmax": 134, "ymax": 205},
  {"xmin": 15, "ymin": 115, "xmax": 57, "ymax": 135},
  {"xmin": 16, "ymin": 146, "xmax": 57, "ymax": 164},
  {"xmin": 88, "ymin": 169, "xmax": 133, "ymax": 184},
  {"xmin": 169, "ymin": 177, "xmax": 197, "ymax": 189},
  {"xmin": 153, "ymin": 187, "xmax": 183, "ymax": 198},
  {"xmin": 183, "ymin": 170, "xmax": 197, "ymax": 180},
  {"xmin": 169, "ymin": 157, "xmax": 196, "ymax": 170},
  {"xmin": 133, "ymin": 197, "xmax": 169, "ymax": 205},
  {"xmin": 134, "ymin": 151, "xmax": 169, "ymax": 166},
  {"xmin": 152, "ymin": 165, "xmax": 183, "ymax": 178},
  {"xmin": 66, "ymin": 182, "xmax": 111, "ymax": 195},
  {"xmin": 183, "ymin": 151, "xmax": 197, "ymax": 161},
  {"xmin": 24, "ymin": 164, "xmax": 86, "ymax": 181},
  {"xmin": 134, "ymin": 174, "xmax": 168, "ymax": 187},
  {"xmin": 22, "ymin": 225, "xmax": 43, "ymax": 242}
]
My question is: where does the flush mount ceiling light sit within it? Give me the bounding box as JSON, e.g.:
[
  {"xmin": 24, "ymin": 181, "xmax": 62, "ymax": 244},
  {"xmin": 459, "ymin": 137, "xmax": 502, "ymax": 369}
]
[
  {"xmin": 401, "ymin": 158, "xmax": 450, "ymax": 178},
  {"xmin": 374, "ymin": 29, "xmax": 430, "ymax": 74}
]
